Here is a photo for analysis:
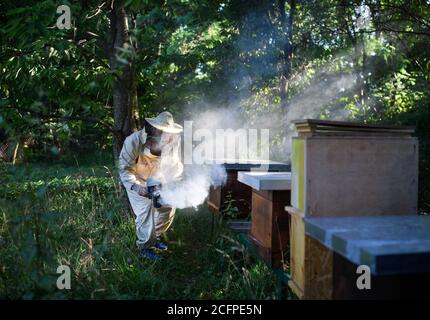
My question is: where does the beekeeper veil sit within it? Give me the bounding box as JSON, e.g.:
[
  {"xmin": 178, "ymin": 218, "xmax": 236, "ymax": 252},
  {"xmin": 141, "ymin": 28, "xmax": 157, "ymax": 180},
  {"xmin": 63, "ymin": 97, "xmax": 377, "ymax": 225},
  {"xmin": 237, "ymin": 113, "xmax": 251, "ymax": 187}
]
[{"xmin": 158, "ymin": 132, "xmax": 183, "ymax": 184}]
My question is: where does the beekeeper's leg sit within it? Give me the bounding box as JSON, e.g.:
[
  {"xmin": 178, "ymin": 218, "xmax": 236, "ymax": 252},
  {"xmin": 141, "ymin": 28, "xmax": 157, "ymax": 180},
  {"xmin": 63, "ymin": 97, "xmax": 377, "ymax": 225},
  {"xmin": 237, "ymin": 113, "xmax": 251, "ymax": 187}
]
[
  {"xmin": 125, "ymin": 189, "xmax": 157, "ymax": 249},
  {"xmin": 154, "ymin": 206, "xmax": 176, "ymax": 237}
]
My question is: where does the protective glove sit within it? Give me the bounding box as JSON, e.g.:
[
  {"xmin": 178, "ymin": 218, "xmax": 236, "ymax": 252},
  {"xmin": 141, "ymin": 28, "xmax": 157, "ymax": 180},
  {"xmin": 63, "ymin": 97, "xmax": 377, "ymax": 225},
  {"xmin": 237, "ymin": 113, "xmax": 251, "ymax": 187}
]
[{"xmin": 131, "ymin": 184, "xmax": 148, "ymax": 197}]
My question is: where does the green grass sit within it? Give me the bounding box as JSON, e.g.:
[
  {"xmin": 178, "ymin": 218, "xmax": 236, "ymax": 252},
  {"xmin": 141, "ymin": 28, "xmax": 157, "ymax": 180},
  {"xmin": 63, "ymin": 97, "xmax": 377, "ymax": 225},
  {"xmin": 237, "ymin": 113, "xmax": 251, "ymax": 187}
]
[{"xmin": 0, "ymin": 163, "xmax": 278, "ymax": 299}]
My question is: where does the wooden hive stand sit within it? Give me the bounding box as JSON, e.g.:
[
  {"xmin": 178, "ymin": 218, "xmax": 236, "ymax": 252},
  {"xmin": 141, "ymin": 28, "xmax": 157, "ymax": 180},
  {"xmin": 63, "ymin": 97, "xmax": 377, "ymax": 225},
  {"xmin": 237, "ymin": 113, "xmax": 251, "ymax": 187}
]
[{"xmin": 238, "ymin": 171, "xmax": 291, "ymax": 268}]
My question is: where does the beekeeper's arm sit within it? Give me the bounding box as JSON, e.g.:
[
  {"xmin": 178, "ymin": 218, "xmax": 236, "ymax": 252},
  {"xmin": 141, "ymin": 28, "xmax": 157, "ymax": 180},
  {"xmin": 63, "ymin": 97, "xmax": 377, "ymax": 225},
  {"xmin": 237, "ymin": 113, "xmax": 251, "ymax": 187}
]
[{"xmin": 118, "ymin": 131, "xmax": 146, "ymax": 194}]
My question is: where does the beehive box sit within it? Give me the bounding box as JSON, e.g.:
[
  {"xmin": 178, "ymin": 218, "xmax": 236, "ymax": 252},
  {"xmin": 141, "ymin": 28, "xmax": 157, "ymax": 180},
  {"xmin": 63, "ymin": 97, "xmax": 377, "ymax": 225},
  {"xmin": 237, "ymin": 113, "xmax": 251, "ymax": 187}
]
[
  {"xmin": 305, "ymin": 215, "xmax": 430, "ymax": 299},
  {"xmin": 238, "ymin": 172, "xmax": 291, "ymax": 267},
  {"xmin": 287, "ymin": 119, "xmax": 419, "ymax": 299},
  {"xmin": 291, "ymin": 119, "xmax": 418, "ymax": 216},
  {"xmin": 207, "ymin": 160, "xmax": 290, "ymax": 218},
  {"xmin": 287, "ymin": 206, "xmax": 334, "ymax": 299}
]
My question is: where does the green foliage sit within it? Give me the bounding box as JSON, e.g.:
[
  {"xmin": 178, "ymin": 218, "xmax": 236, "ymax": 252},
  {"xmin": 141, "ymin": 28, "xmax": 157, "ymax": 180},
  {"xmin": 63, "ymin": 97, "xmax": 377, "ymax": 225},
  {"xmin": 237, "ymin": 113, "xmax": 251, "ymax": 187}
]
[
  {"xmin": 221, "ymin": 192, "xmax": 240, "ymax": 219},
  {"xmin": 0, "ymin": 162, "xmax": 117, "ymax": 198},
  {"xmin": 0, "ymin": 163, "xmax": 278, "ymax": 299},
  {"xmin": 374, "ymin": 68, "xmax": 423, "ymax": 116},
  {"xmin": 1, "ymin": 0, "xmax": 113, "ymax": 159},
  {"xmin": 1, "ymin": 0, "xmax": 430, "ymax": 300}
]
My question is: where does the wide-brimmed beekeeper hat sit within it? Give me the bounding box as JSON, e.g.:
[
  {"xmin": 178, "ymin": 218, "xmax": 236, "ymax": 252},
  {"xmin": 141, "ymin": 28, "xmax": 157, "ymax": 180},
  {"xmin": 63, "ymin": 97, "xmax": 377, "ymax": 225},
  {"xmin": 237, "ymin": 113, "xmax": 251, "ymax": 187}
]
[{"xmin": 145, "ymin": 111, "xmax": 183, "ymax": 133}]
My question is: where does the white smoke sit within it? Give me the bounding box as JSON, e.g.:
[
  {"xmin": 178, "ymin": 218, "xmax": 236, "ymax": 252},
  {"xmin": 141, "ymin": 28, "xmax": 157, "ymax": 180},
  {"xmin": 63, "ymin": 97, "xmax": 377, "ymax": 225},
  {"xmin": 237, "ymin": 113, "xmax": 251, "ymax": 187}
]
[
  {"xmin": 152, "ymin": 60, "xmax": 357, "ymax": 209},
  {"xmin": 274, "ymin": 72, "xmax": 358, "ymax": 160},
  {"xmin": 159, "ymin": 164, "xmax": 226, "ymax": 209},
  {"xmin": 155, "ymin": 131, "xmax": 227, "ymax": 209}
]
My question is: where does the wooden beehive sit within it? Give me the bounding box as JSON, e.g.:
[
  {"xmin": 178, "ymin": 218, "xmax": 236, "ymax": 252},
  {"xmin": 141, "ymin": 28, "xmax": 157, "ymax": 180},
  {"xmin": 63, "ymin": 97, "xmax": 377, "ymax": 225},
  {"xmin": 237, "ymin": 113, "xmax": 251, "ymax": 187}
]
[
  {"xmin": 287, "ymin": 206, "xmax": 334, "ymax": 299},
  {"xmin": 304, "ymin": 215, "xmax": 430, "ymax": 299},
  {"xmin": 287, "ymin": 119, "xmax": 419, "ymax": 299},
  {"xmin": 207, "ymin": 160, "xmax": 290, "ymax": 218},
  {"xmin": 288, "ymin": 211, "xmax": 430, "ymax": 300},
  {"xmin": 291, "ymin": 119, "xmax": 418, "ymax": 216},
  {"xmin": 238, "ymin": 172, "xmax": 291, "ymax": 268}
]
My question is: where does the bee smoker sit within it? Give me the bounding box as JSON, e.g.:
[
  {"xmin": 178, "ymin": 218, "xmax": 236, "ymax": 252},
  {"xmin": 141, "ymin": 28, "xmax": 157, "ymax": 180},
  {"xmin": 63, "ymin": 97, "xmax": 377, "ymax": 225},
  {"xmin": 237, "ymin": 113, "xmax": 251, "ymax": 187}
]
[{"xmin": 146, "ymin": 177, "xmax": 162, "ymax": 208}]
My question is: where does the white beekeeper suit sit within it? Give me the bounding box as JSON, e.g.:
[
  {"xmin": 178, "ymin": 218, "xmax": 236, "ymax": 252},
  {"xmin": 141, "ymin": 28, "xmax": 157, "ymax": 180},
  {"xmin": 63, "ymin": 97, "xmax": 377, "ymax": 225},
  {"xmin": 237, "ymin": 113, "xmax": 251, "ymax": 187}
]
[{"xmin": 118, "ymin": 111, "xmax": 183, "ymax": 250}]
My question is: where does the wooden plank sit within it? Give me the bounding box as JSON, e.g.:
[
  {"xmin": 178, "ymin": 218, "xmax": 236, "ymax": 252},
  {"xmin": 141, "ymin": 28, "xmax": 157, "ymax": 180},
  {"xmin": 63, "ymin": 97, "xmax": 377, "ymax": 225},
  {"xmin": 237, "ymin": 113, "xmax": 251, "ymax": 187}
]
[
  {"xmin": 297, "ymin": 131, "xmax": 414, "ymax": 138},
  {"xmin": 293, "ymin": 119, "xmax": 415, "ymax": 136},
  {"xmin": 250, "ymin": 189, "xmax": 290, "ymax": 267},
  {"xmin": 238, "ymin": 171, "xmax": 291, "ymax": 191},
  {"xmin": 291, "ymin": 138, "xmax": 306, "ymax": 211},
  {"xmin": 290, "ymin": 213, "xmax": 305, "ymax": 294},
  {"xmin": 304, "ymin": 235, "xmax": 333, "ymax": 299},
  {"xmin": 251, "ymin": 191, "xmax": 273, "ymax": 248},
  {"xmin": 305, "ymin": 137, "xmax": 418, "ymax": 216},
  {"xmin": 288, "ymin": 208, "xmax": 334, "ymax": 299}
]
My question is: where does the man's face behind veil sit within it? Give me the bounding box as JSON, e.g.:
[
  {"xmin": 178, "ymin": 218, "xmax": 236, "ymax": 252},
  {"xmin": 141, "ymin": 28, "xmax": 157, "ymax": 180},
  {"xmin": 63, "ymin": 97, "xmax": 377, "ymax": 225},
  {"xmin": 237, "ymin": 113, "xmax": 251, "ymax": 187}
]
[{"xmin": 144, "ymin": 121, "xmax": 175, "ymax": 156}]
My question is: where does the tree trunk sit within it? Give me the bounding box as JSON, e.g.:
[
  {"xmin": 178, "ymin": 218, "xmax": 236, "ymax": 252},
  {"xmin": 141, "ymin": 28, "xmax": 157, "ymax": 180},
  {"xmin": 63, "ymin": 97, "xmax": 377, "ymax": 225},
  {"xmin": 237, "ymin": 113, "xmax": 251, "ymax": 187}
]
[
  {"xmin": 279, "ymin": 0, "xmax": 296, "ymax": 108},
  {"xmin": 107, "ymin": 1, "xmax": 138, "ymax": 161},
  {"xmin": 106, "ymin": 1, "xmax": 139, "ymax": 217}
]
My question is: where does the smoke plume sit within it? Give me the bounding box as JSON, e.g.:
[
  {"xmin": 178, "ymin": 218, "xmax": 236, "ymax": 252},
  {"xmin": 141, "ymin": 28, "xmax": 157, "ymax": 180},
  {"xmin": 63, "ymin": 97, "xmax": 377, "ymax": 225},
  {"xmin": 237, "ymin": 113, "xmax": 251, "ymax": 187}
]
[
  {"xmin": 159, "ymin": 164, "xmax": 226, "ymax": 209},
  {"xmin": 155, "ymin": 131, "xmax": 227, "ymax": 209}
]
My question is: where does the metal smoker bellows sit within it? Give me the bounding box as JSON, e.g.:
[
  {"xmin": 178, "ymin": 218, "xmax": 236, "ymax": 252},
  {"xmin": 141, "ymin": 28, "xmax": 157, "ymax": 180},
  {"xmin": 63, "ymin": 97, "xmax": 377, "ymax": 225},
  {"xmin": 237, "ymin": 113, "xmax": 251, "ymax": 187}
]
[{"xmin": 146, "ymin": 177, "xmax": 162, "ymax": 208}]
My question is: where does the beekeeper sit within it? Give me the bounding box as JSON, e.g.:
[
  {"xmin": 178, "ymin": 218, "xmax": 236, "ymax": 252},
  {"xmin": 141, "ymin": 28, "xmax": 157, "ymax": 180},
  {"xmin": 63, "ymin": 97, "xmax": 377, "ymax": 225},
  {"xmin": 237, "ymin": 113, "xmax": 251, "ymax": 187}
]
[{"xmin": 118, "ymin": 111, "xmax": 183, "ymax": 261}]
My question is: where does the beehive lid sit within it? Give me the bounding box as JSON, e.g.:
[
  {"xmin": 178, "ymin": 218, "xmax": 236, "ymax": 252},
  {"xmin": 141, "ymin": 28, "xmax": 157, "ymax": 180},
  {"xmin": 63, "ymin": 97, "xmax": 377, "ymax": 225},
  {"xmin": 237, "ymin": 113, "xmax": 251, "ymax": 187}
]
[
  {"xmin": 293, "ymin": 119, "xmax": 415, "ymax": 137},
  {"xmin": 207, "ymin": 158, "xmax": 290, "ymax": 171},
  {"xmin": 238, "ymin": 171, "xmax": 291, "ymax": 190},
  {"xmin": 305, "ymin": 215, "xmax": 430, "ymax": 275}
]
